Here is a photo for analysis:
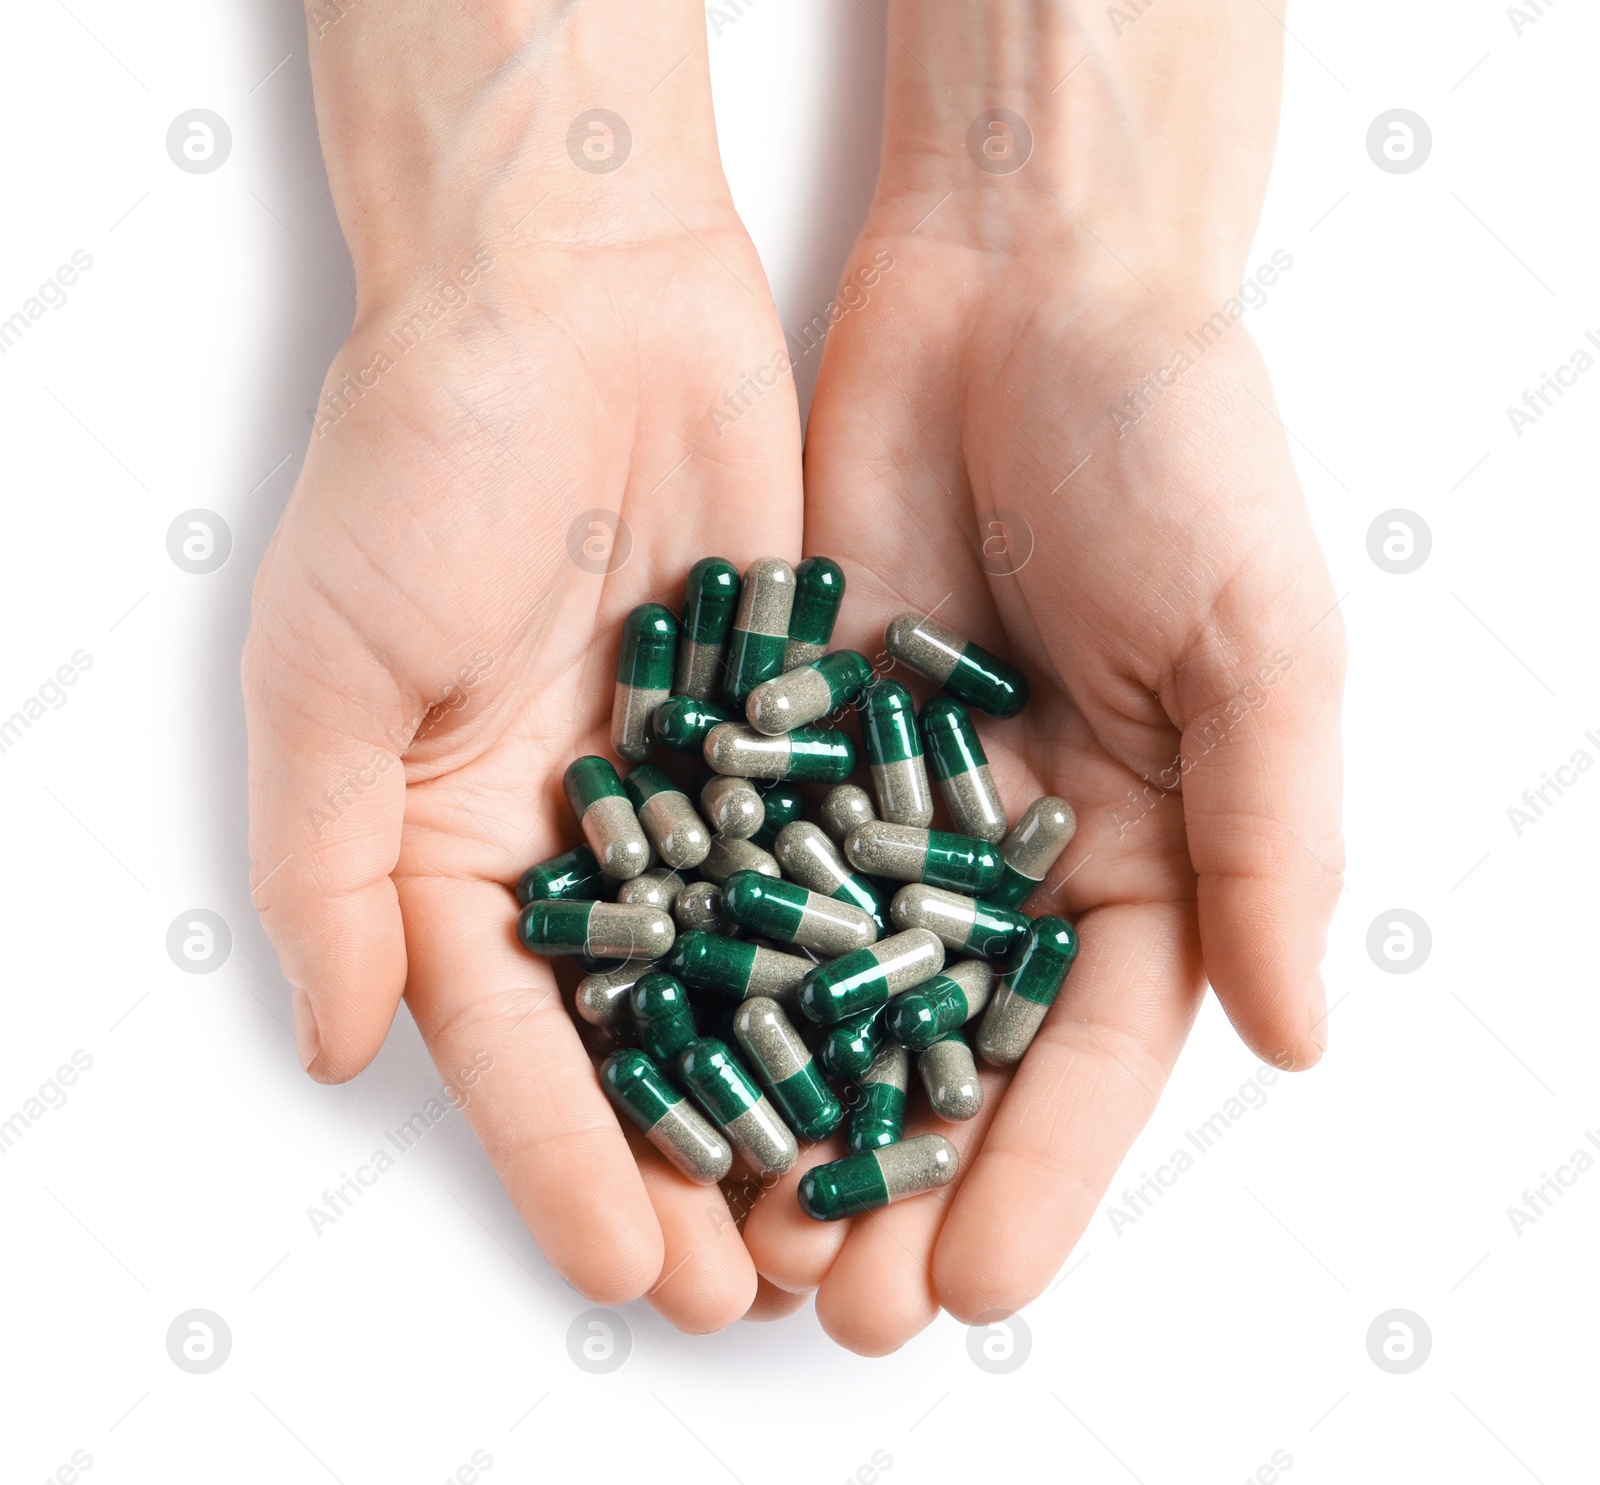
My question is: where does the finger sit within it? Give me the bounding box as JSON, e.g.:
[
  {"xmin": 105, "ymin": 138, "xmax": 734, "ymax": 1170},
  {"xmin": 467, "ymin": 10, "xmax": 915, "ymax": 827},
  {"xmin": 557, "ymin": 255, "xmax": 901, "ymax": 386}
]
[
  {"xmin": 243, "ymin": 573, "xmax": 411, "ymax": 1083},
  {"xmin": 932, "ymin": 901, "xmax": 1204, "ymax": 1323},
  {"xmin": 744, "ymin": 1277, "xmax": 810, "ymax": 1323},
  {"xmin": 739, "ymin": 1137, "xmax": 851, "ymax": 1294},
  {"xmin": 1173, "ymin": 514, "xmax": 1346, "ymax": 1068},
  {"xmin": 402, "ymin": 874, "xmax": 664, "ymax": 1304},
  {"xmin": 622, "ymin": 1126, "xmax": 758, "ymax": 1335}
]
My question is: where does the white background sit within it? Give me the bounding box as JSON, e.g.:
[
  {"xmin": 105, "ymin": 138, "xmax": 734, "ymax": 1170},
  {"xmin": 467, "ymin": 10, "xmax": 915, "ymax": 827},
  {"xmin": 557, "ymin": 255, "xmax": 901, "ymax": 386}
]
[{"xmin": 2, "ymin": 2, "xmax": 1597, "ymax": 1481}]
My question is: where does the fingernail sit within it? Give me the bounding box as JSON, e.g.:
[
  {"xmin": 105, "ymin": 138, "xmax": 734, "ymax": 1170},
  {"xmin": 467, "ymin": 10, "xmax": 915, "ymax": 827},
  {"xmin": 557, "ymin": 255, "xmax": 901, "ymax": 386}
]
[{"xmin": 292, "ymin": 988, "xmax": 321, "ymax": 1074}]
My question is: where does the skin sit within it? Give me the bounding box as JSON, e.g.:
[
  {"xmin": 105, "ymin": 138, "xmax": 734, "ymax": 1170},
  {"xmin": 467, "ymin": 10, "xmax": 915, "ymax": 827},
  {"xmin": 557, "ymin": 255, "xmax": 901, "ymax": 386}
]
[{"xmin": 246, "ymin": 0, "xmax": 1343, "ymax": 1349}]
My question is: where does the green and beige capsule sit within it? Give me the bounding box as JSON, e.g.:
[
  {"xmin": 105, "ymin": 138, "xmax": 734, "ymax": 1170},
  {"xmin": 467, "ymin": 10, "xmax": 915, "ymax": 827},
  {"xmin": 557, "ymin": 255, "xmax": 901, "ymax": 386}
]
[
  {"xmin": 720, "ymin": 870, "xmax": 880, "ymax": 958},
  {"xmin": 623, "ymin": 764, "xmax": 711, "ymax": 871},
  {"xmin": 918, "ymin": 1028, "xmax": 983, "ymax": 1122},
  {"xmin": 676, "ymin": 557, "xmax": 741, "ymax": 702},
  {"xmin": 750, "ymin": 780, "xmax": 805, "ymax": 851},
  {"xmin": 976, "ymin": 915, "xmax": 1079, "ymax": 1066},
  {"xmin": 673, "ymin": 880, "xmax": 730, "ymax": 936},
  {"xmin": 576, "ymin": 959, "xmax": 661, "ymax": 1026},
  {"xmin": 515, "ymin": 844, "xmax": 607, "ymax": 907},
  {"xmin": 699, "ymin": 772, "xmax": 765, "ymax": 839},
  {"xmin": 920, "ymin": 697, "xmax": 1008, "ymax": 843},
  {"xmin": 819, "ymin": 783, "xmax": 877, "ymax": 845},
  {"xmin": 746, "ymin": 649, "xmax": 873, "ymax": 735},
  {"xmin": 797, "ymin": 927, "xmax": 945, "ymax": 1025},
  {"xmin": 564, "ymin": 756, "xmax": 651, "ymax": 880},
  {"xmin": 799, "ymin": 1134, "xmax": 957, "ymax": 1221},
  {"xmin": 700, "ymin": 835, "xmax": 781, "ymax": 886},
  {"xmin": 816, "ymin": 1003, "xmax": 888, "ymax": 1081},
  {"xmin": 772, "ymin": 820, "xmax": 889, "ymax": 934},
  {"xmin": 615, "ymin": 867, "xmax": 689, "ymax": 913},
  {"xmin": 630, "ymin": 971, "xmax": 700, "ymax": 1065},
  {"xmin": 888, "ymin": 884, "xmax": 1028, "ymax": 962},
  {"xmin": 843, "ymin": 821, "xmax": 1004, "ymax": 896},
  {"xmin": 886, "ymin": 958, "xmax": 995, "ymax": 1051},
  {"xmin": 612, "ymin": 603, "xmax": 679, "ymax": 763},
  {"xmin": 724, "ymin": 557, "xmax": 795, "ymax": 704},
  {"xmin": 884, "ymin": 613, "xmax": 1028, "ymax": 719},
  {"xmin": 518, "ymin": 899, "xmax": 675, "ymax": 960},
  {"xmin": 600, "ymin": 1049, "xmax": 732, "ymax": 1185},
  {"xmin": 652, "ymin": 694, "xmax": 736, "ymax": 754},
  {"xmin": 988, "ymin": 796, "xmax": 1077, "ymax": 908},
  {"xmin": 845, "ymin": 1039, "xmax": 909, "ymax": 1153},
  {"xmin": 733, "ymin": 996, "xmax": 843, "ymax": 1143},
  {"xmin": 704, "ymin": 722, "xmax": 857, "ymax": 783},
  {"xmin": 858, "ymin": 680, "xmax": 934, "ymax": 828},
  {"xmin": 677, "ymin": 1037, "xmax": 798, "ymax": 1177},
  {"xmin": 665, "ymin": 930, "xmax": 813, "ymax": 1007},
  {"xmin": 783, "ymin": 556, "xmax": 845, "ymax": 669}
]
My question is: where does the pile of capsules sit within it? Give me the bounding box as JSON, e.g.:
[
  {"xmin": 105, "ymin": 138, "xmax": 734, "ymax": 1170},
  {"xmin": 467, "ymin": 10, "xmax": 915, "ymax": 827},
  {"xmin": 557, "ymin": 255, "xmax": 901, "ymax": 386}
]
[{"xmin": 515, "ymin": 557, "xmax": 1078, "ymax": 1222}]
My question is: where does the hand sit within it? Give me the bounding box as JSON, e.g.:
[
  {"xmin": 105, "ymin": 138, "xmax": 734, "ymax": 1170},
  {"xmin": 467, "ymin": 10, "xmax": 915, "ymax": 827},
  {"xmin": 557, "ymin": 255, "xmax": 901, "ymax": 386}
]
[
  {"xmin": 741, "ymin": 0, "xmax": 1345, "ymax": 1352},
  {"xmin": 244, "ymin": 0, "xmax": 801, "ymax": 1331}
]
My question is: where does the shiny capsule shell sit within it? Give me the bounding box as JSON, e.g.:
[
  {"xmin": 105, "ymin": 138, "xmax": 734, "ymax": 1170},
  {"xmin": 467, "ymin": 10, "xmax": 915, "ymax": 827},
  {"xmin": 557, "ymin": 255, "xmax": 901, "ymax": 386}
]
[
  {"xmin": 612, "ymin": 603, "xmax": 679, "ymax": 762},
  {"xmin": 518, "ymin": 899, "xmax": 675, "ymax": 960},
  {"xmin": 816, "ymin": 1004, "xmax": 888, "ymax": 1081},
  {"xmin": 919, "ymin": 1029, "xmax": 984, "ymax": 1121},
  {"xmin": 772, "ymin": 821, "xmax": 889, "ymax": 933},
  {"xmin": 750, "ymin": 781, "xmax": 805, "ymax": 851},
  {"xmin": 846, "ymin": 1040, "xmax": 909, "ymax": 1152},
  {"xmin": 798, "ymin": 927, "xmax": 945, "ymax": 1025},
  {"xmin": 576, "ymin": 959, "xmax": 662, "ymax": 1026},
  {"xmin": 858, "ymin": 680, "xmax": 934, "ymax": 827},
  {"xmin": 704, "ymin": 722, "xmax": 857, "ymax": 783},
  {"xmin": 820, "ymin": 783, "xmax": 877, "ymax": 844},
  {"xmin": 615, "ymin": 867, "xmax": 689, "ymax": 912},
  {"xmin": 920, "ymin": 697, "xmax": 1008, "ymax": 843},
  {"xmin": 630, "ymin": 971, "xmax": 700, "ymax": 1065},
  {"xmin": 783, "ymin": 556, "xmax": 845, "ymax": 669},
  {"xmin": 624, "ymin": 765, "xmax": 711, "ymax": 870},
  {"xmin": 724, "ymin": 557, "xmax": 795, "ymax": 703},
  {"xmin": 601, "ymin": 1049, "xmax": 732, "ymax": 1184},
  {"xmin": 674, "ymin": 880, "xmax": 729, "ymax": 936},
  {"xmin": 699, "ymin": 773, "xmax": 765, "ymax": 840},
  {"xmin": 733, "ymin": 997, "xmax": 843, "ymax": 1142},
  {"xmin": 676, "ymin": 557, "xmax": 740, "ymax": 701},
  {"xmin": 665, "ymin": 930, "xmax": 814, "ymax": 1006},
  {"xmin": 652, "ymin": 695, "xmax": 736, "ymax": 753},
  {"xmin": 886, "ymin": 958, "xmax": 995, "ymax": 1050},
  {"xmin": 700, "ymin": 835, "xmax": 781, "ymax": 886},
  {"xmin": 976, "ymin": 915, "xmax": 1080, "ymax": 1066},
  {"xmin": 884, "ymin": 613, "xmax": 1029, "ymax": 719},
  {"xmin": 798, "ymin": 1134, "xmax": 957, "ymax": 1221},
  {"xmin": 989, "ymin": 796, "xmax": 1078, "ymax": 908},
  {"xmin": 720, "ymin": 871, "xmax": 879, "ymax": 958},
  {"xmin": 888, "ymin": 884, "xmax": 1029, "ymax": 962},
  {"xmin": 844, "ymin": 821, "xmax": 1003, "ymax": 895},
  {"xmin": 515, "ymin": 844, "xmax": 607, "ymax": 906},
  {"xmin": 746, "ymin": 649, "xmax": 873, "ymax": 735},
  {"xmin": 677, "ymin": 1038, "xmax": 798, "ymax": 1177},
  {"xmin": 564, "ymin": 756, "xmax": 651, "ymax": 880}
]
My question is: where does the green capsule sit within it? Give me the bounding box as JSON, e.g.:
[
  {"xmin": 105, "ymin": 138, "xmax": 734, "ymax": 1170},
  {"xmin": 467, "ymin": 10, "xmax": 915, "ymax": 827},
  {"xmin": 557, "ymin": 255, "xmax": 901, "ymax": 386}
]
[
  {"xmin": 976, "ymin": 915, "xmax": 1079, "ymax": 1067},
  {"xmin": 845, "ymin": 1040, "xmax": 909, "ymax": 1152},
  {"xmin": 798, "ymin": 1134, "xmax": 957, "ymax": 1220},
  {"xmin": 988, "ymin": 796, "xmax": 1078, "ymax": 908},
  {"xmin": 600, "ymin": 1049, "xmax": 731, "ymax": 1184},
  {"xmin": 797, "ymin": 928, "xmax": 945, "ymax": 1025},
  {"xmin": 920, "ymin": 697, "xmax": 1008, "ymax": 843},
  {"xmin": 564, "ymin": 756, "xmax": 651, "ymax": 879},
  {"xmin": 724, "ymin": 557, "xmax": 795, "ymax": 704},
  {"xmin": 624, "ymin": 764, "xmax": 711, "ymax": 870},
  {"xmin": 721, "ymin": 871, "xmax": 879, "ymax": 958},
  {"xmin": 784, "ymin": 556, "xmax": 845, "ymax": 669},
  {"xmin": 576, "ymin": 959, "xmax": 660, "ymax": 1026},
  {"xmin": 750, "ymin": 780, "xmax": 804, "ymax": 850},
  {"xmin": 919, "ymin": 1028, "xmax": 983, "ymax": 1121},
  {"xmin": 733, "ymin": 996, "xmax": 843, "ymax": 1143},
  {"xmin": 612, "ymin": 603, "xmax": 679, "ymax": 763},
  {"xmin": 517, "ymin": 899, "xmax": 675, "ymax": 959},
  {"xmin": 859, "ymin": 680, "xmax": 934, "ymax": 827},
  {"xmin": 888, "ymin": 884, "xmax": 1029, "ymax": 962},
  {"xmin": 677, "ymin": 1037, "xmax": 797, "ymax": 1176},
  {"xmin": 772, "ymin": 821, "xmax": 889, "ymax": 934},
  {"xmin": 816, "ymin": 1004, "xmax": 888, "ymax": 1081},
  {"xmin": 747, "ymin": 649, "xmax": 873, "ymax": 736},
  {"xmin": 665, "ymin": 930, "xmax": 813, "ymax": 1007},
  {"xmin": 515, "ymin": 844, "xmax": 607, "ymax": 906},
  {"xmin": 843, "ymin": 821, "xmax": 1004, "ymax": 895},
  {"xmin": 704, "ymin": 722, "xmax": 857, "ymax": 783},
  {"xmin": 884, "ymin": 613, "xmax": 1029, "ymax": 718},
  {"xmin": 887, "ymin": 959, "xmax": 996, "ymax": 1051},
  {"xmin": 652, "ymin": 695, "xmax": 736, "ymax": 754},
  {"xmin": 630, "ymin": 971, "xmax": 699, "ymax": 1065},
  {"xmin": 676, "ymin": 557, "xmax": 741, "ymax": 702}
]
